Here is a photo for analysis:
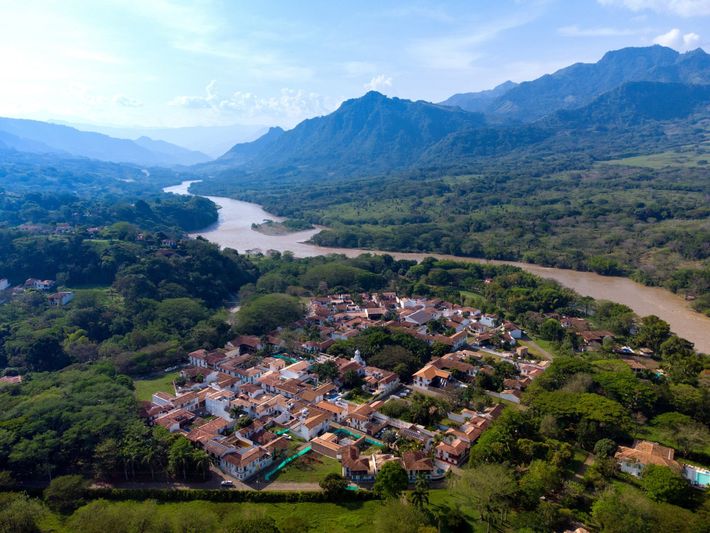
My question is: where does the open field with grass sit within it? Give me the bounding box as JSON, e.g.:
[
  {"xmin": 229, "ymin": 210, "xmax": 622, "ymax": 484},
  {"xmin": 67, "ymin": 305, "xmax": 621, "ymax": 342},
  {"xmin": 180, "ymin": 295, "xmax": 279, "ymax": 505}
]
[
  {"xmin": 602, "ymin": 147, "xmax": 710, "ymax": 169},
  {"xmin": 35, "ymin": 490, "xmax": 480, "ymax": 533},
  {"xmin": 133, "ymin": 372, "xmax": 179, "ymax": 402},
  {"xmin": 269, "ymin": 452, "xmax": 342, "ymax": 483}
]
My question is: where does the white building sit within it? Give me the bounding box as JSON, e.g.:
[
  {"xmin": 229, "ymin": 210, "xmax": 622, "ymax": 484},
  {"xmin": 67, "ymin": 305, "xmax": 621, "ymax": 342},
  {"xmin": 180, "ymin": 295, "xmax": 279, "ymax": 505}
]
[
  {"xmin": 220, "ymin": 446, "xmax": 273, "ymax": 480},
  {"xmin": 0, "ymin": 279, "xmax": 9, "ymax": 291}
]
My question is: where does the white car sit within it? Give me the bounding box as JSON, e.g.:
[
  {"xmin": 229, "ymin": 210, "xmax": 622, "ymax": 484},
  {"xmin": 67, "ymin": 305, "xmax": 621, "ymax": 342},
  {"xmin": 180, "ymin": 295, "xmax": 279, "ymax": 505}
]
[{"xmin": 220, "ymin": 480, "xmax": 234, "ymax": 488}]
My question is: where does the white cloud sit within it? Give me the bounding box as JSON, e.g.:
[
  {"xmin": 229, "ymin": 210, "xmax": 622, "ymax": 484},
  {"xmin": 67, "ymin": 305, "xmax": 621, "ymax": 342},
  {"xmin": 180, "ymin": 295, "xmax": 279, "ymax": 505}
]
[
  {"xmin": 364, "ymin": 74, "xmax": 393, "ymax": 92},
  {"xmin": 169, "ymin": 82, "xmax": 337, "ymax": 124},
  {"xmin": 169, "ymin": 80, "xmax": 219, "ymax": 109},
  {"xmin": 558, "ymin": 25, "xmax": 644, "ymax": 37},
  {"xmin": 598, "ymin": 0, "xmax": 710, "ymax": 17},
  {"xmin": 653, "ymin": 28, "xmax": 702, "ymax": 49},
  {"xmin": 113, "ymin": 94, "xmax": 143, "ymax": 108}
]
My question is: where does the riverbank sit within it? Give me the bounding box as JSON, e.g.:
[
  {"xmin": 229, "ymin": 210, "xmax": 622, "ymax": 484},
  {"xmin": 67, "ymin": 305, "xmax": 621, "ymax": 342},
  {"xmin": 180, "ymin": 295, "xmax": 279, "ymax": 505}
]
[{"xmin": 163, "ymin": 181, "xmax": 710, "ymax": 353}]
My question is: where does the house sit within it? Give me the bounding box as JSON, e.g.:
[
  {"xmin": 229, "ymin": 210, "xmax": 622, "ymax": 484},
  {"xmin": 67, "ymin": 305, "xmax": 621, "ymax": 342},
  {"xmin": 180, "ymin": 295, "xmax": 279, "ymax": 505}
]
[
  {"xmin": 0, "ymin": 375, "xmax": 22, "ymax": 385},
  {"xmin": 341, "ymin": 446, "xmax": 373, "ymax": 482},
  {"xmin": 47, "ymin": 291, "xmax": 74, "ymax": 306},
  {"xmin": 220, "ymin": 446, "xmax": 273, "ymax": 480},
  {"xmin": 578, "ymin": 330, "xmax": 615, "ymax": 347},
  {"xmin": 154, "ymin": 408, "xmax": 195, "ymax": 432},
  {"xmin": 435, "ymin": 438, "xmax": 469, "ymax": 466},
  {"xmin": 229, "ymin": 335, "xmax": 264, "ymax": 354},
  {"xmin": 314, "ymin": 400, "xmax": 349, "ymax": 423},
  {"xmin": 24, "ymin": 278, "xmax": 55, "ymax": 291},
  {"xmin": 188, "ymin": 349, "xmax": 209, "ymax": 368},
  {"xmin": 479, "ymin": 314, "xmax": 497, "ymax": 328},
  {"xmin": 293, "ymin": 411, "xmax": 331, "ymax": 441},
  {"xmin": 401, "ymin": 451, "xmax": 434, "ymax": 481},
  {"xmin": 412, "ymin": 364, "xmax": 451, "ymax": 388},
  {"xmin": 502, "ymin": 321, "xmax": 523, "ymax": 339},
  {"xmin": 280, "ymin": 361, "xmax": 311, "ymax": 380},
  {"xmin": 615, "ymin": 440, "xmax": 681, "ymax": 477},
  {"xmin": 0, "ymin": 279, "xmax": 9, "ymax": 291},
  {"xmin": 311, "ymin": 432, "xmax": 347, "ymax": 459}
]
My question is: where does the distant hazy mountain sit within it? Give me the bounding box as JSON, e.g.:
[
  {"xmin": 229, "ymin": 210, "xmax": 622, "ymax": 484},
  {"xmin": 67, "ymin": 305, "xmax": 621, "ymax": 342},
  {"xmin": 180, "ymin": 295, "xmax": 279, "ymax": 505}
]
[
  {"xmin": 62, "ymin": 122, "xmax": 268, "ymax": 158},
  {"xmin": 438, "ymin": 81, "xmax": 518, "ymax": 112},
  {"xmin": 208, "ymin": 91, "xmax": 485, "ymax": 176},
  {"xmin": 0, "ymin": 117, "xmax": 209, "ymax": 166},
  {"xmin": 486, "ymin": 45, "xmax": 710, "ymax": 121},
  {"xmin": 217, "ymin": 126, "xmax": 285, "ymax": 164},
  {"xmin": 133, "ymin": 136, "xmax": 210, "ymax": 166}
]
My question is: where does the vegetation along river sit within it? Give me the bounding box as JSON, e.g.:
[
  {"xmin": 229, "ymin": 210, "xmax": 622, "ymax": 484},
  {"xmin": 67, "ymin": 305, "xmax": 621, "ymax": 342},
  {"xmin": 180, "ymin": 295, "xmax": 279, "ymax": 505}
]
[{"xmin": 165, "ymin": 181, "xmax": 710, "ymax": 353}]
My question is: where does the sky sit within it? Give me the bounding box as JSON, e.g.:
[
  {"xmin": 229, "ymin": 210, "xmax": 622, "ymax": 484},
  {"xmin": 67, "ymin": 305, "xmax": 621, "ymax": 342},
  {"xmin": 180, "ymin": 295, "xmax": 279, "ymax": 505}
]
[{"xmin": 0, "ymin": 0, "xmax": 709, "ymax": 129}]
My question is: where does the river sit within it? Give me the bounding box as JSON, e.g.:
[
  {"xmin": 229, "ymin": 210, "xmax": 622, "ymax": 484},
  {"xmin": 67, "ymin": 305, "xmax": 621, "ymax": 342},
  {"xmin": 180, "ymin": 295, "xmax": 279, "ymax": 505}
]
[{"xmin": 165, "ymin": 181, "xmax": 710, "ymax": 352}]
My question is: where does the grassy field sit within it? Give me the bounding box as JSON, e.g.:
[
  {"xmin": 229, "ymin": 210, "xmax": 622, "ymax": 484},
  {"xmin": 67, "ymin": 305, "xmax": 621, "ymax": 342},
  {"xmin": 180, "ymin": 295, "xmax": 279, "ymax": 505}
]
[
  {"xmin": 269, "ymin": 452, "xmax": 342, "ymax": 483},
  {"xmin": 602, "ymin": 148, "xmax": 710, "ymax": 169},
  {"xmin": 133, "ymin": 372, "xmax": 179, "ymax": 402},
  {"xmin": 37, "ymin": 490, "xmax": 480, "ymax": 533}
]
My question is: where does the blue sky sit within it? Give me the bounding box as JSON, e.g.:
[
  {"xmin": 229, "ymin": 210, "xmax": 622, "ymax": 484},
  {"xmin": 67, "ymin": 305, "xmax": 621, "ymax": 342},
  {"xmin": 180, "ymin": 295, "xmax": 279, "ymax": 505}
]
[{"xmin": 0, "ymin": 0, "xmax": 708, "ymax": 128}]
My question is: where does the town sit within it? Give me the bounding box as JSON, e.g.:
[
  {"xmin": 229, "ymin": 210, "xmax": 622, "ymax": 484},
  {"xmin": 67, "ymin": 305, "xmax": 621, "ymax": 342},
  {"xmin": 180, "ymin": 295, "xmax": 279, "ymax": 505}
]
[{"xmin": 146, "ymin": 292, "xmax": 548, "ymax": 485}]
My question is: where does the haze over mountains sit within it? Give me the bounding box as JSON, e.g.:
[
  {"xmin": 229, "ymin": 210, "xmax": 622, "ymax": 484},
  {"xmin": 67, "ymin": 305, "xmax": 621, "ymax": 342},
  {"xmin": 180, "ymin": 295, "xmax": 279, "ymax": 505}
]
[
  {"xmin": 0, "ymin": 118, "xmax": 210, "ymax": 166},
  {"xmin": 200, "ymin": 45, "xmax": 710, "ymax": 180},
  {"xmin": 2, "ymin": 45, "xmax": 710, "ymax": 177},
  {"xmin": 59, "ymin": 122, "xmax": 269, "ymax": 158}
]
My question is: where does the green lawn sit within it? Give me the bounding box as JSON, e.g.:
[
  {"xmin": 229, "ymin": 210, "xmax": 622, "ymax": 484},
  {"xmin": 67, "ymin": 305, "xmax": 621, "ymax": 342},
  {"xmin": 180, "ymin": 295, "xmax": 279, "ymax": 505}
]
[
  {"xmin": 269, "ymin": 452, "xmax": 342, "ymax": 483},
  {"xmin": 133, "ymin": 372, "xmax": 179, "ymax": 402}
]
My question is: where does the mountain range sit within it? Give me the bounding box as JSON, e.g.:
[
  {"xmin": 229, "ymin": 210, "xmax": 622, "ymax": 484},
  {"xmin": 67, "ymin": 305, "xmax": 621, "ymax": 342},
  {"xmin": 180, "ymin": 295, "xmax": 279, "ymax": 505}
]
[
  {"xmin": 58, "ymin": 122, "xmax": 268, "ymax": 158},
  {"xmin": 201, "ymin": 45, "xmax": 710, "ymax": 181},
  {"xmin": 0, "ymin": 118, "xmax": 210, "ymax": 166},
  {"xmin": 439, "ymin": 45, "xmax": 710, "ymax": 121}
]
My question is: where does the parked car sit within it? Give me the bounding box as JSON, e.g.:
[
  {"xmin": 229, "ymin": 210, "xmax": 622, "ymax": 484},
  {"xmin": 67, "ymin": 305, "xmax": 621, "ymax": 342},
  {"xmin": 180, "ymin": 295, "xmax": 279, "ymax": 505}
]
[{"xmin": 220, "ymin": 480, "xmax": 234, "ymax": 488}]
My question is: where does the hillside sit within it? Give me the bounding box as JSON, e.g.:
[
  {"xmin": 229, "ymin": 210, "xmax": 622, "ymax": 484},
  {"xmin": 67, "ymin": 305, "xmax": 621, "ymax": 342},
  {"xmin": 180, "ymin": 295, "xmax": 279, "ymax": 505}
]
[
  {"xmin": 487, "ymin": 45, "xmax": 710, "ymax": 122},
  {"xmin": 0, "ymin": 117, "xmax": 209, "ymax": 166},
  {"xmin": 441, "ymin": 46, "xmax": 710, "ymax": 122},
  {"xmin": 438, "ymin": 80, "xmax": 518, "ymax": 112},
  {"xmin": 203, "ymin": 91, "xmax": 486, "ymax": 177}
]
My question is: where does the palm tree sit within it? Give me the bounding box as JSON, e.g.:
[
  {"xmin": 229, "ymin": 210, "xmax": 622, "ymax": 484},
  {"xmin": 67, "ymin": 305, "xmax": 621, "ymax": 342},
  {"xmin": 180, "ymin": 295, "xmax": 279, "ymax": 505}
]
[{"xmin": 409, "ymin": 473, "xmax": 430, "ymax": 510}]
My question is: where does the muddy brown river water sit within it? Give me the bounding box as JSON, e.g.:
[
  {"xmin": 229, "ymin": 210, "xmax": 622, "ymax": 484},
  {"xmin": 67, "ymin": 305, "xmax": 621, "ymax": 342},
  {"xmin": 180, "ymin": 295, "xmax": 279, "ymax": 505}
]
[{"xmin": 165, "ymin": 181, "xmax": 710, "ymax": 352}]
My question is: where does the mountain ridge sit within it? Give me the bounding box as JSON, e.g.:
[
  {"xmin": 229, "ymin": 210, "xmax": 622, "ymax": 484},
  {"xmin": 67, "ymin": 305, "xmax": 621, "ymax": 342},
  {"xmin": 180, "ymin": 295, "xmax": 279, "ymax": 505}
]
[{"xmin": 0, "ymin": 117, "xmax": 210, "ymax": 166}]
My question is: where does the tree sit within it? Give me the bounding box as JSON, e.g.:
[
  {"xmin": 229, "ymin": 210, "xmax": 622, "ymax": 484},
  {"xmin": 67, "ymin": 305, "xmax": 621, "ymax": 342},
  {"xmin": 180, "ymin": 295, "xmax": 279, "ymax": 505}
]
[
  {"xmin": 451, "ymin": 464, "xmax": 516, "ymax": 533},
  {"xmin": 641, "ymin": 465, "xmax": 689, "ymax": 505},
  {"xmin": 373, "ymin": 460, "xmax": 409, "ymax": 499},
  {"xmin": 312, "ymin": 360, "xmax": 339, "ymax": 383},
  {"xmin": 93, "ymin": 438, "xmax": 121, "ymax": 481},
  {"xmin": 593, "ymin": 438, "xmax": 617, "ymax": 458},
  {"xmin": 634, "ymin": 315, "xmax": 670, "ymax": 352},
  {"xmin": 518, "ymin": 460, "xmax": 561, "ymax": 508},
  {"xmin": 235, "ymin": 294, "xmax": 304, "ymax": 335},
  {"xmin": 0, "ymin": 492, "xmax": 47, "ymax": 533},
  {"xmin": 342, "ymin": 369, "xmax": 364, "ymax": 390},
  {"xmin": 44, "ymin": 475, "xmax": 88, "ymax": 513},
  {"xmin": 592, "ymin": 488, "xmax": 655, "ymax": 533},
  {"xmin": 319, "ymin": 472, "xmax": 348, "ymax": 497},
  {"xmin": 659, "ymin": 336, "xmax": 702, "ymax": 385},
  {"xmin": 374, "ymin": 500, "xmax": 429, "ymax": 533},
  {"xmin": 540, "ymin": 318, "xmax": 564, "ymax": 342},
  {"xmin": 409, "ymin": 474, "xmax": 430, "ymax": 510}
]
